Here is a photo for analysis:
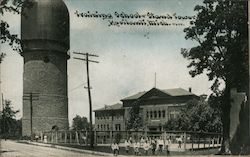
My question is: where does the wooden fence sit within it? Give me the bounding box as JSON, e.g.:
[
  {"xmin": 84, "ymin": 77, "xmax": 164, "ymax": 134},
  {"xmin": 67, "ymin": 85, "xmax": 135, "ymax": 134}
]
[{"xmin": 40, "ymin": 130, "xmax": 222, "ymax": 151}]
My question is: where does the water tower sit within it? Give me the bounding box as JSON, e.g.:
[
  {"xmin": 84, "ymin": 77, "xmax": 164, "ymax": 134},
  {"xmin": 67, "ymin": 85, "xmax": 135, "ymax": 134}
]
[{"xmin": 21, "ymin": 0, "xmax": 70, "ymax": 136}]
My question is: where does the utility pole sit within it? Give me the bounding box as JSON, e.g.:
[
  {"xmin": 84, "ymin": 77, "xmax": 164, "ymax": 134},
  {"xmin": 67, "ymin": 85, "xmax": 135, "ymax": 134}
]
[
  {"xmin": 23, "ymin": 93, "xmax": 39, "ymax": 141},
  {"xmin": 0, "ymin": 54, "xmax": 4, "ymax": 112},
  {"xmin": 154, "ymin": 72, "xmax": 157, "ymax": 88},
  {"xmin": 2, "ymin": 93, "xmax": 6, "ymax": 140},
  {"xmin": 73, "ymin": 52, "xmax": 99, "ymax": 148}
]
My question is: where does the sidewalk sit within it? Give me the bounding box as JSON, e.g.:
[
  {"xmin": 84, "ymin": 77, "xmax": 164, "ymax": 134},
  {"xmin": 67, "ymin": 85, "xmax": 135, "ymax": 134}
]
[
  {"xmin": 18, "ymin": 140, "xmax": 117, "ymax": 156},
  {"xmin": 17, "ymin": 140, "xmax": 221, "ymax": 156}
]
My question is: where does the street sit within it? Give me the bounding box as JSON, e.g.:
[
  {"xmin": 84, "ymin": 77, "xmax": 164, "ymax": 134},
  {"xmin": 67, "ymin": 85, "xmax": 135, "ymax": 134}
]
[{"xmin": 0, "ymin": 140, "xmax": 96, "ymax": 157}]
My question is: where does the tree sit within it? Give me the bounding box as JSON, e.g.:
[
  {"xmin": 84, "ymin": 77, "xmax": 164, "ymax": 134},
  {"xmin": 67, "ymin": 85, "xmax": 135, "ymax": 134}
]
[
  {"xmin": 164, "ymin": 99, "xmax": 222, "ymax": 133},
  {"xmin": 126, "ymin": 102, "xmax": 143, "ymax": 131},
  {"xmin": 0, "ymin": 0, "xmax": 33, "ymax": 61},
  {"xmin": 0, "ymin": 100, "xmax": 21, "ymax": 138},
  {"xmin": 72, "ymin": 115, "xmax": 90, "ymax": 131},
  {"xmin": 181, "ymin": 0, "xmax": 248, "ymax": 153}
]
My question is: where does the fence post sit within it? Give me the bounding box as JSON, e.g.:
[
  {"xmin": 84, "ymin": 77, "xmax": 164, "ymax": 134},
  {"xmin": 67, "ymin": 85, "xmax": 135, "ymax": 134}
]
[
  {"xmin": 51, "ymin": 132, "xmax": 54, "ymax": 143},
  {"xmin": 85, "ymin": 130, "xmax": 89, "ymax": 145},
  {"xmin": 55, "ymin": 131, "xmax": 58, "ymax": 143},
  {"xmin": 191, "ymin": 134, "xmax": 194, "ymax": 151},
  {"xmin": 70, "ymin": 131, "xmax": 72, "ymax": 144},
  {"xmin": 61, "ymin": 132, "xmax": 63, "ymax": 143},
  {"xmin": 41, "ymin": 132, "xmax": 43, "ymax": 142},
  {"xmin": 110, "ymin": 131, "xmax": 113, "ymax": 144},
  {"xmin": 198, "ymin": 134, "xmax": 200, "ymax": 149},
  {"xmin": 64, "ymin": 131, "xmax": 67, "ymax": 143},
  {"xmin": 217, "ymin": 136, "xmax": 220, "ymax": 147},
  {"xmin": 203, "ymin": 136, "xmax": 206, "ymax": 148},
  {"xmin": 76, "ymin": 131, "xmax": 79, "ymax": 145},
  {"xmin": 94, "ymin": 131, "xmax": 97, "ymax": 145},
  {"xmin": 183, "ymin": 132, "xmax": 187, "ymax": 150},
  {"xmin": 208, "ymin": 136, "xmax": 211, "ymax": 148},
  {"xmin": 212, "ymin": 137, "xmax": 215, "ymax": 148}
]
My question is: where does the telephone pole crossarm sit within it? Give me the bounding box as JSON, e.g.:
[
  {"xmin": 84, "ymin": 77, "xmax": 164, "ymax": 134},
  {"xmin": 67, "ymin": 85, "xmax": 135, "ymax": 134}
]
[
  {"xmin": 73, "ymin": 57, "xmax": 99, "ymax": 63},
  {"xmin": 73, "ymin": 52, "xmax": 99, "ymax": 57}
]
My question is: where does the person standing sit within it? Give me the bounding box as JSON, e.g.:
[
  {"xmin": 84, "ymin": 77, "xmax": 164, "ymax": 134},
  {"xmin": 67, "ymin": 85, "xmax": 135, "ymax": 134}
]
[
  {"xmin": 177, "ymin": 136, "xmax": 182, "ymax": 148},
  {"xmin": 124, "ymin": 139, "xmax": 130, "ymax": 154},
  {"xmin": 134, "ymin": 140, "xmax": 140, "ymax": 155},
  {"xmin": 143, "ymin": 140, "xmax": 150, "ymax": 155},
  {"xmin": 158, "ymin": 137, "xmax": 164, "ymax": 153},
  {"xmin": 151, "ymin": 139, "xmax": 157, "ymax": 155},
  {"xmin": 111, "ymin": 142, "xmax": 119, "ymax": 156}
]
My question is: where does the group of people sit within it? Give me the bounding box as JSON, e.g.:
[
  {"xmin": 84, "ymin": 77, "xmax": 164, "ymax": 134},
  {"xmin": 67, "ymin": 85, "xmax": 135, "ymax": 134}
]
[{"xmin": 111, "ymin": 136, "xmax": 178, "ymax": 156}]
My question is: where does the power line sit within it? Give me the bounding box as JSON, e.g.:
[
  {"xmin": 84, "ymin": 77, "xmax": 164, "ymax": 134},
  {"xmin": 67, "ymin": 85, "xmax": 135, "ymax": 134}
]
[{"xmin": 73, "ymin": 51, "xmax": 99, "ymax": 148}]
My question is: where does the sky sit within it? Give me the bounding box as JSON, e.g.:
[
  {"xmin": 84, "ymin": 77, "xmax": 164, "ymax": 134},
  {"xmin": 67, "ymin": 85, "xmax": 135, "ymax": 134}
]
[{"xmin": 0, "ymin": 0, "xmax": 212, "ymax": 125}]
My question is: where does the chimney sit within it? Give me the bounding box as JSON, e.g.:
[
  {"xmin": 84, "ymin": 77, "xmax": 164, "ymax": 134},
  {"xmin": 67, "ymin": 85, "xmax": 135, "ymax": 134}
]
[{"xmin": 189, "ymin": 87, "xmax": 192, "ymax": 93}]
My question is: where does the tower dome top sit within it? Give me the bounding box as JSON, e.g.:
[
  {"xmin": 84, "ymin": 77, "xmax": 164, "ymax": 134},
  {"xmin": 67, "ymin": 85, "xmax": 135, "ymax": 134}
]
[{"xmin": 21, "ymin": 0, "xmax": 70, "ymax": 51}]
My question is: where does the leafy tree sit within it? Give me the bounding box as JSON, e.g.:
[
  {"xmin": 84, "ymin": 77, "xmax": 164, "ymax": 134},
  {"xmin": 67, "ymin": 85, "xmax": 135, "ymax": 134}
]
[
  {"xmin": 72, "ymin": 115, "xmax": 90, "ymax": 131},
  {"xmin": 164, "ymin": 99, "xmax": 222, "ymax": 133},
  {"xmin": 0, "ymin": 0, "xmax": 32, "ymax": 61},
  {"xmin": 126, "ymin": 101, "xmax": 143, "ymax": 131},
  {"xmin": 1, "ymin": 0, "xmax": 23, "ymax": 54},
  {"xmin": 181, "ymin": 0, "xmax": 248, "ymax": 153},
  {"xmin": 0, "ymin": 100, "xmax": 21, "ymax": 138}
]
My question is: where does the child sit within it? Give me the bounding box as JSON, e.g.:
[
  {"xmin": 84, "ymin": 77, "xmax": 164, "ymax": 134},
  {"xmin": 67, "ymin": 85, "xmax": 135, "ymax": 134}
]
[
  {"xmin": 111, "ymin": 142, "xmax": 119, "ymax": 156},
  {"xmin": 124, "ymin": 139, "xmax": 130, "ymax": 154},
  {"xmin": 158, "ymin": 137, "xmax": 164, "ymax": 153},
  {"xmin": 177, "ymin": 137, "xmax": 182, "ymax": 148},
  {"xmin": 151, "ymin": 139, "xmax": 157, "ymax": 155},
  {"xmin": 143, "ymin": 140, "xmax": 150, "ymax": 155},
  {"xmin": 133, "ymin": 141, "xmax": 140, "ymax": 155}
]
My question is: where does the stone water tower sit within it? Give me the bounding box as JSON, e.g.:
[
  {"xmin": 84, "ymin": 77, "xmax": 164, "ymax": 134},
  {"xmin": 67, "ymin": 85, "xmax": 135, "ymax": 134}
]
[{"xmin": 21, "ymin": 0, "xmax": 70, "ymax": 136}]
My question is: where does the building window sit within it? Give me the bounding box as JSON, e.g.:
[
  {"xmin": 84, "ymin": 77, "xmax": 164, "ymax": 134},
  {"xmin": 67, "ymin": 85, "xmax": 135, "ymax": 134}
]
[
  {"xmin": 150, "ymin": 111, "xmax": 153, "ymax": 118},
  {"xmin": 162, "ymin": 110, "xmax": 165, "ymax": 118},
  {"xmin": 107, "ymin": 124, "xmax": 110, "ymax": 130},
  {"xmin": 97, "ymin": 125, "xmax": 100, "ymax": 130},
  {"xmin": 146, "ymin": 111, "xmax": 149, "ymax": 118},
  {"xmin": 115, "ymin": 124, "xmax": 121, "ymax": 131},
  {"xmin": 154, "ymin": 111, "xmax": 157, "ymax": 118},
  {"xmin": 104, "ymin": 124, "xmax": 106, "ymax": 130},
  {"xmin": 158, "ymin": 111, "xmax": 161, "ymax": 118}
]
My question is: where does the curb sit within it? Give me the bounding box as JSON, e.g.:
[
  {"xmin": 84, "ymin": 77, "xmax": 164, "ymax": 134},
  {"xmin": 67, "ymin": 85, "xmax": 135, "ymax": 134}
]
[{"xmin": 18, "ymin": 140, "xmax": 119, "ymax": 156}]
